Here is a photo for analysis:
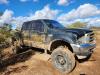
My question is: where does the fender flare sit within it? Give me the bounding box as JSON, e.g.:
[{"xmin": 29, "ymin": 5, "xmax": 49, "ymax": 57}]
[{"xmin": 48, "ymin": 38, "xmax": 74, "ymax": 51}]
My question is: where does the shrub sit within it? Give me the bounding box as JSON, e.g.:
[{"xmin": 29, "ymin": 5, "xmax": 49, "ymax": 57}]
[
  {"xmin": 68, "ymin": 21, "xmax": 87, "ymax": 28},
  {"xmin": 0, "ymin": 34, "xmax": 6, "ymax": 44}
]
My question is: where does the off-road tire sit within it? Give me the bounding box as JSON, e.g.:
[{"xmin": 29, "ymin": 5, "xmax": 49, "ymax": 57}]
[{"xmin": 51, "ymin": 46, "xmax": 75, "ymax": 73}]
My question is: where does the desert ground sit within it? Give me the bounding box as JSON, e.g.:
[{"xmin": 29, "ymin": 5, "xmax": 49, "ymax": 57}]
[{"xmin": 0, "ymin": 29, "xmax": 100, "ymax": 75}]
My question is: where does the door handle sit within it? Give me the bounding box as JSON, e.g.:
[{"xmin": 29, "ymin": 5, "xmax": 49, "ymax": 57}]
[{"xmin": 48, "ymin": 34, "xmax": 53, "ymax": 37}]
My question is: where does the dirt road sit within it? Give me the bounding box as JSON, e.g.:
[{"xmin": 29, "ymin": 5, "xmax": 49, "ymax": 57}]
[{"xmin": 1, "ymin": 30, "xmax": 100, "ymax": 75}]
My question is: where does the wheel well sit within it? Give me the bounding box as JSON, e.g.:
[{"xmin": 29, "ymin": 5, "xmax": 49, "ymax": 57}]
[{"xmin": 50, "ymin": 40, "xmax": 73, "ymax": 53}]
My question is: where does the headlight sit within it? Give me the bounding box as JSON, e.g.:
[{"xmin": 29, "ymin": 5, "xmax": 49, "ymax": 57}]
[
  {"xmin": 84, "ymin": 35, "xmax": 90, "ymax": 43},
  {"xmin": 76, "ymin": 35, "xmax": 88, "ymax": 44}
]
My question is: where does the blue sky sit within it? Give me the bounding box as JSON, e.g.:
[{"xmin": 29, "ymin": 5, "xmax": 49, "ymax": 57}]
[
  {"xmin": 0, "ymin": 0, "xmax": 100, "ymax": 16},
  {"xmin": 0, "ymin": 0, "xmax": 100, "ymax": 27}
]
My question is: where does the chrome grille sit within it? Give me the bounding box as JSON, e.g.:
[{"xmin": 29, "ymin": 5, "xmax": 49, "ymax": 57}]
[{"xmin": 88, "ymin": 32, "xmax": 95, "ymax": 43}]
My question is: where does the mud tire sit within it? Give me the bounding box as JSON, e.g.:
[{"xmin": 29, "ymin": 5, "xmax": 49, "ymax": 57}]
[{"xmin": 51, "ymin": 46, "xmax": 75, "ymax": 73}]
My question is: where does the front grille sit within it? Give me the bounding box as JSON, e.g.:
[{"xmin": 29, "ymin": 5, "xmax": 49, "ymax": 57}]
[{"xmin": 88, "ymin": 32, "xmax": 95, "ymax": 43}]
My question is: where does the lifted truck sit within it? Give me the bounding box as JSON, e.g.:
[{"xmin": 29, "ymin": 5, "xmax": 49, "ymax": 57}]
[{"xmin": 12, "ymin": 19, "xmax": 96, "ymax": 73}]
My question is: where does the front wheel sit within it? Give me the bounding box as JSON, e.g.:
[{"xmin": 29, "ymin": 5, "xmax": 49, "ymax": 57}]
[{"xmin": 51, "ymin": 46, "xmax": 76, "ymax": 73}]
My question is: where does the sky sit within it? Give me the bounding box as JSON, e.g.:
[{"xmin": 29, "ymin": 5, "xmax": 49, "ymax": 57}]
[{"xmin": 0, "ymin": 0, "xmax": 100, "ymax": 28}]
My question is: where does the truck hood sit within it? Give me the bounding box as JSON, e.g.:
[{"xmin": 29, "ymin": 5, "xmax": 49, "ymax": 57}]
[{"xmin": 60, "ymin": 28, "xmax": 93, "ymax": 38}]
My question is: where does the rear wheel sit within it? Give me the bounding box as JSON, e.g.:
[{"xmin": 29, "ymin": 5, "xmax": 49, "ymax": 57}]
[{"xmin": 51, "ymin": 46, "xmax": 75, "ymax": 73}]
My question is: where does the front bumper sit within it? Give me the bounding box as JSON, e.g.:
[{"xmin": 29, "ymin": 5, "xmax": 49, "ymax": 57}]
[{"xmin": 71, "ymin": 43, "xmax": 96, "ymax": 59}]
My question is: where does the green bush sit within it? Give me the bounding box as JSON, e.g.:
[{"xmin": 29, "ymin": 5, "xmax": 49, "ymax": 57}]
[
  {"xmin": 0, "ymin": 26, "xmax": 12, "ymax": 47},
  {"xmin": 68, "ymin": 21, "xmax": 87, "ymax": 28},
  {"xmin": 0, "ymin": 34, "xmax": 6, "ymax": 44}
]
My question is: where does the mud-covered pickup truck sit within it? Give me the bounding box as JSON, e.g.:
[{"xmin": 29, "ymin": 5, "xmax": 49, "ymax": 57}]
[{"xmin": 12, "ymin": 19, "xmax": 96, "ymax": 73}]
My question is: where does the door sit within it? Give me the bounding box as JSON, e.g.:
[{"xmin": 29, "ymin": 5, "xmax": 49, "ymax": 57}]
[{"xmin": 29, "ymin": 20, "xmax": 46, "ymax": 48}]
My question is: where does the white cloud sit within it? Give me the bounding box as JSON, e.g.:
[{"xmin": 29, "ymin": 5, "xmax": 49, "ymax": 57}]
[
  {"xmin": 29, "ymin": 5, "xmax": 59, "ymax": 20},
  {"xmin": 58, "ymin": 4, "xmax": 100, "ymax": 26},
  {"xmin": 88, "ymin": 18, "xmax": 100, "ymax": 27},
  {"xmin": 0, "ymin": 5, "xmax": 59, "ymax": 28},
  {"xmin": 58, "ymin": 17, "xmax": 100, "ymax": 27},
  {"xmin": 1, "ymin": 4, "xmax": 100, "ymax": 28},
  {"xmin": 77, "ymin": 4, "xmax": 100, "ymax": 18},
  {"xmin": 20, "ymin": 0, "xmax": 29, "ymax": 2},
  {"xmin": 12, "ymin": 16, "xmax": 28, "ymax": 28},
  {"xmin": 20, "ymin": 0, "xmax": 38, "ymax": 3},
  {"xmin": 0, "ymin": 9, "xmax": 13, "ymax": 26},
  {"xmin": 0, "ymin": 0, "xmax": 9, "ymax": 4},
  {"xmin": 57, "ymin": 0, "xmax": 71, "ymax": 6},
  {"xmin": 12, "ymin": 5, "xmax": 59, "ymax": 28}
]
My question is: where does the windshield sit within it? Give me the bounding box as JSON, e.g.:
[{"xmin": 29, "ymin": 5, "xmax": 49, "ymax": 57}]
[{"xmin": 44, "ymin": 20, "xmax": 65, "ymax": 29}]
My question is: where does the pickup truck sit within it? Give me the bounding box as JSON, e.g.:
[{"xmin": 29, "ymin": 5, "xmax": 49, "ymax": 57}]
[{"xmin": 12, "ymin": 19, "xmax": 96, "ymax": 73}]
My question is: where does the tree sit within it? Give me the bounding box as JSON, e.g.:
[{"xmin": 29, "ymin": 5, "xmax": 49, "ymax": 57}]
[
  {"xmin": 68, "ymin": 21, "xmax": 87, "ymax": 28},
  {"xmin": 0, "ymin": 23, "xmax": 12, "ymax": 44},
  {"xmin": 3, "ymin": 23, "xmax": 12, "ymax": 31}
]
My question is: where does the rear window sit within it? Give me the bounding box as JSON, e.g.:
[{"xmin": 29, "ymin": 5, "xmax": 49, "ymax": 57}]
[{"xmin": 22, "ymin": 22, "xmax": 31, "ymax": 30}]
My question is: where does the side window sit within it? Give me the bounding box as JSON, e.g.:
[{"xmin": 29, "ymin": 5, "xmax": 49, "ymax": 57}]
[
  {"xmin": 31, "ymin": 21, "xmax": 44, "ymax": 32},
  {"xmin": 47, "ymin": 23, "xmax": 53, "ymax": 28},
  {"xmin": 45, "ymin": 21, "xmax": 53, "ymax": 29}
]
